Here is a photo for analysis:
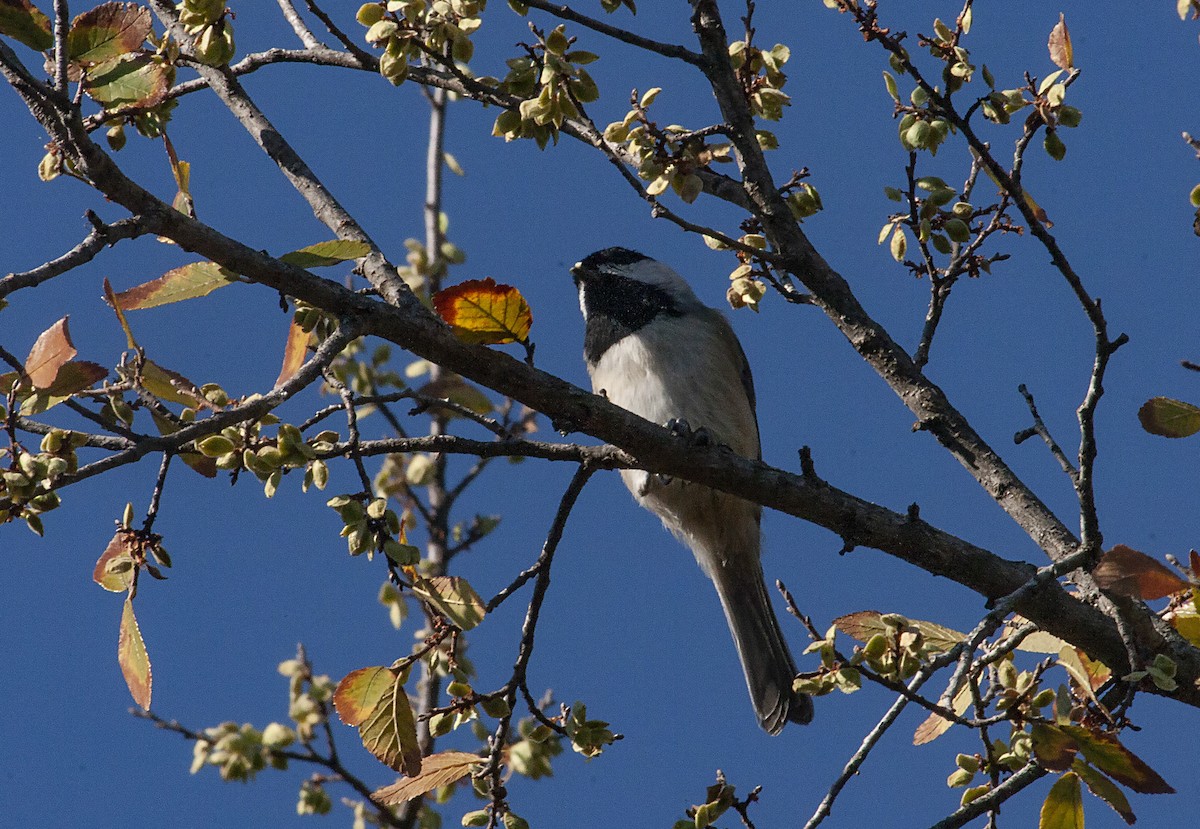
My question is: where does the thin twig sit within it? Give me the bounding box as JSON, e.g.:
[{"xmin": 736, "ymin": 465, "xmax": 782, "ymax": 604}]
[{"xmin": 276, "ymin": 0, "xmax": 324, "ymax": 49}]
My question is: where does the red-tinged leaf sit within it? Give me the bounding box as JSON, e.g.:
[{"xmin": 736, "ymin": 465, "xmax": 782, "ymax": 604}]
[
  {"xmin": 1073, "ymin": 760, "xmax": 1136, "ymax": 825},
  {"xmin": 279, "ymin": 239, "xmax": 371, "ymax": 269},
  {"xmin": 1031, "ymin": 722, "xmax": 1079, "ymax": 771},
  {"xmin": 1092, "ymin": 544, "xmax": 1190, "ymax": 600},
  {"xmin": 334, "ymin": 666, "xmax": 396, "ymax": 727},
  {"xmin": 141, "ymin": 359, "xmax": 206, "ymax": 407},
  {"xmin": 1060, "ymin": 726, "xmax": 1175, "ymax": 794},
  {"xmin": 1040, "ymin": 772, "xmax": 1083, "ymax": 829},
  {"xmin": 103, "ymin": 278, "xmax": 139, "ymax": 349},
  {"xmin": 84, "ymin": 52, "xmax": 172, "ymax": 110},
  {"xmin": 111, "ymin": 261, "xmax": 236, "ymax": 310},
  {"xmin": 1057, "ymin": 646, "xmax": 1109, "ymax": 707},
  {"xmin": 119, "ymin": 596, "xmax": 152, "ymax": 710},
  {"xmin": 833, "ymin": 610, "xmax": 887, "ymax": 641},
  {"xmin": 410, "ymin": 575, "xmax": 486, "ymax": 630},
  {"xmin": 358, "ymin": 671, "xmax": 422, "ymax": 776},
  {"xmin": 163, "ymin": 134, "xmax": 194, "ymax": 218},
  {"xmin": 373, "ymin": 750, "xmax": 483, "ymax": 805},
  {"xmin": 24, "ymin": 317, "xmax": 77, "ymax": 388},
  {"xmin": 0, "ymin": 0, "xmax": 52, "ymax": 50},
  {"xmin": 1047, "ymin": 13, "xmax": 1073, "ymax": 71},
  {"xmin": 67, "ymin": 2, "xmax": 151, "ymax": 65},
  {"xmin": 94, "ymin": 531, "xmax": 136, "ymax": 592},
  {"xmin": 275, "ymin": 316, "xmax": 309, "ymax": 388},
  {"xmin": 432, "ymin": 278, "xmax": 532, "ymax": 345},
  {"xmin": 1190, "ymin": 550, "xmax": 1200, "ymax": 580},
  {"xmin": 21, "ymin": 360, "xmax": 108, "ymax": 414},
  {"xmin": 1138, "ymin": 396, "xmax": 1200, "ymax": 438}
]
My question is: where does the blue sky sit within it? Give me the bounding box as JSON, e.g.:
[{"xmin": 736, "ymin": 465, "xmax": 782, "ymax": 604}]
[{"xmin": 3, "ymin": 2, "xmax": 1199, "ymax": 827}]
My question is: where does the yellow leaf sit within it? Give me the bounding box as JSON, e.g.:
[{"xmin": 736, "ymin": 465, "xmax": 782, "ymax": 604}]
[
  {"xmin": 358, "ymin": 670, "xmax": 422, "ymax": 776},
  {"xmin": 411, "ymin": 575, "xmax": 487, "ymax": 630},
  {"xmin": 275, "ymin": 316, "xmax": 309, "ymax": 388},
  {"xmin": 111, "ymin": 261, "xmax": 237, "ymax": 310},
  {"xmin": 1039, "ymin": 772, "xmax": 1083, "ymax": 829},
  {"xmin": 119, "ymin": 597, "xmax": 152, "ymax": 711},
  {"xmin": 432, "ymin": 278, "xmax": 532, "ymax": 345}
]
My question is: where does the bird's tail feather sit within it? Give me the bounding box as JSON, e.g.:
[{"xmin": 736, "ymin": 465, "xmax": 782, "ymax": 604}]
[{"xmin": 711, "ymin": 561, "xmax": 813, "ymax": 735}]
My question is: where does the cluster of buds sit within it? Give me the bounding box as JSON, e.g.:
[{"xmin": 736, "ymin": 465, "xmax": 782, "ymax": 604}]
[
  {"xmin": 603, "ymin": 88, "xmax": 733, "ymax": 205},
  {"xmin": 195, "ymin": 422, "xmax": 334, "ymax": 497},
  {"xmin": 176, "ymin": 0, "xmax": 234, "ymax": 66},
  {"xmin": 491, "ymin": 24, "xmax": 599, "ymax": 147},
  {"xmin": 326, "ymin": 493, "xmax": 418, "ymax": 563},
  {"xmin": 1, "ymin": 429, "xmax": 82, "ymax": 534},
  {"xmin": 189, "ymin": 720, "xmax": 294, "ymax": 782},
  {"xmin": 358, "ymin": 1, "xmax": 486, "ymax": 86},
  {"xmin": 728, "ymin": 39, "xmax": 791, "ymax": 121},
  {"xmin": 880, "ymin": 175, "xmax": 974, "ymax": 263}
]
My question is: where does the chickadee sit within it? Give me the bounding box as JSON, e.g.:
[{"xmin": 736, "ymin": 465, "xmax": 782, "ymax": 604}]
[{"xmin": 570, "ymin": 247, "xmax": 813, "ymax": 734}]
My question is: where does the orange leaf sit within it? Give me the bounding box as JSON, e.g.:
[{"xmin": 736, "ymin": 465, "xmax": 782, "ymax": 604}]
[
  {"xmin": 119, "ymin": 596, "xmax": 152, "ymax": 711},
  {"xmin": 334, "ymin": 666, "xmax": 396, "ymax": 727},
  {"xmin": 1092, "ymin": 544, "xmax": 1190, "ymax": 600},
  {"xmin": 432, "ymin": 278, "xmax": 532, "ymax": 345},
  {"xmin": 373, "ymin": 750, "xmax": 483, "ymax": 805},
  {"xmin": 24, "ymin": 317, "xmax": 77, "ymax": 388},
  {"xmin": 275, "ymin": 316, "xmax": 309, "ymax": 388},
  {"xmin": 1048, "ymin": 13, "xmax": 1074, "ymax": 70}
]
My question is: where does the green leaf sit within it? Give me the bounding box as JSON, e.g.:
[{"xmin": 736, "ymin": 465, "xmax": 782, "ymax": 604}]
[
  {"xmin": 84, "ymin": 53, "xmax": 173, "ymax": 109},
  {"xmin": 141, "ymin": 359, "xmax": 207, "ymax": 407},
  {"xmin": 1039, "ymin": 772, "xmax": 1083, "ymax": 829},
  {"xmin": 1138, "ymin": 396, "xmax": 1200, "ymax": 438},
  {"xmin": 0, "ymin": 0, "xmax": 52, "ymax": 50},
  {"xmin": 1190, "ymin": 183, "xmax": 1200, "ymax": 208},
  {"xmin": 1073, "ymin": 761, "xmax": 1135, "ymax": 825},
  {"xmin": 68, "ymin": 2, "xmax": 152, "ymax": 65},
  {"xmin": 279, "ymin": 239, "xmax": 372, "ymax": 269},
  {"xmin": 111, "ymin": 261, "xmax": 238, "ymax": 310},
  {"xmin": 1031, "ymin": 722, "xmax": 1078, "ymax": 771},
  {"xmin": 119, "ymin": 596, "xmax": 153, "ymax": 711}
]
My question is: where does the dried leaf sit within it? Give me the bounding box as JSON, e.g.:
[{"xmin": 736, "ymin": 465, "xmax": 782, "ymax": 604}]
[
  {"xmin": 432, "ymin": 278, "xmax": 533, "ymax": 345},
  {"xmin": 163, "ymin": 133, "xmax": 194, "ymax": 218},
  {"xmin": 1039, "ymin": 772, "xmax": 1083, "ymax": 829},
  {"xmin": 94, "ymin": 531, "xmax": 136, "ymax": 592},
  {"xmin": 24, "ymin": 317, "xmax": 77, "ymax": 388},
  {"xmin": 177, "ymin": 451, "xmax": 218, "ymax": 478},
  {"xmin": 1023, "ymin": 190, "xmax": 1053, "ymax": 227},
  {"xmin": 834, "ymin": 610, "xmax": 964, "ymax": 653},
  {"xmin": 358, "ymin": 670, "xmax": 422, "ymax": 776},
  {"xmin": 68, "ymin": 2, "xmax": 151, "ymax": 65},
  {"xmin": 119, "ymin": 596, "xmax": 152, "ymax": 710},
  {"xmin": 913, "ymin": 682, "xmax": 971, "ymax": 745},
  {"xmin": 334, "ymin": 666, "xmax": 395, "ymax": 727},
  {"xmin": 1073, "ymin": 760, "xmax": 1135, "ymax": 825},
  {"xmin": 275, "ymin": 316, "xmax": 309, "ymax": 388},
  {"xmin": 1092, "ymin": 544, "xmax": 1190, "ymax": 600},
  {"xmin": 0, "ymin": 0, "xmax": 52, "ymax": 50},
  {"xmin": 1138, "ymin": 396, "xmax": 1200, "ymax": 438},
  {"xmin": 410, "ymin": 575, "xmax": 486, "ymax": 630},
  {"xmin": 111, "ymin": 261, "xmax": 237, "ymax": 310},
  {"xmin": 279, "ymin": 239, "xmax": 371, "ymax": 269},
  {"xmin": 103, "ymin": 278, "xmax": 139, "ymax": 349},
  {"xmin": 1060, "ymin": 726, "xmax": 1174, "ymax": 794},
  {"xmin": 373, "ymin": 750, "xmax": 482, "ymax": 805},
  {"xmin": 417, "ymin": 374, "xmax": 494, "ymax": 417},
  {"xmin": 832, "ymin": 610, "xmax": 888, "ymax": 641},
  {"xmin": 1047, "ymin": 13, "xmax": 1074, "ymax": 71}
]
